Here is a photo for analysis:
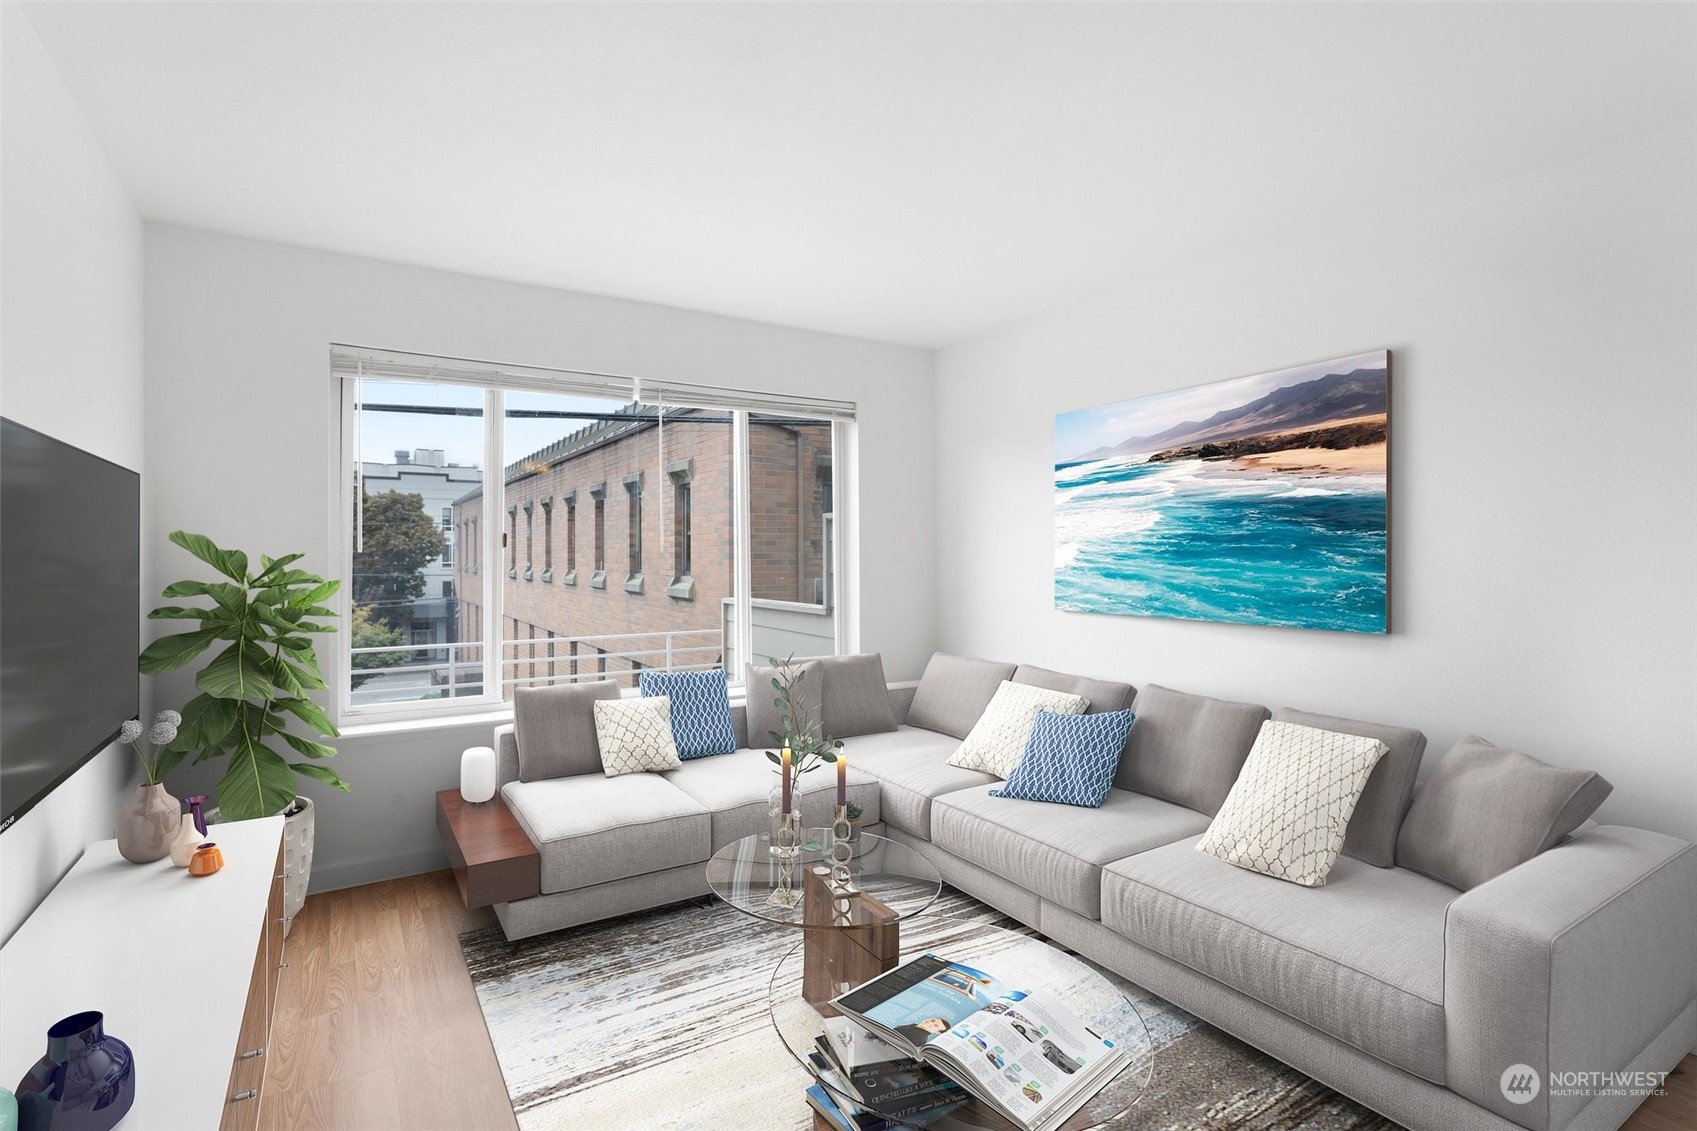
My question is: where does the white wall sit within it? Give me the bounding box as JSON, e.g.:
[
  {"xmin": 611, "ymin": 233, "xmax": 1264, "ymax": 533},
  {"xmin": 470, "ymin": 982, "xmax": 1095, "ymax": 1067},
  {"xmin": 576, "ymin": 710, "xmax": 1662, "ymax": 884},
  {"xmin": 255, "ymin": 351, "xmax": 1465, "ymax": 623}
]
[
  {"xmin": 143, "ymin": 225, "xmax": 936, "ymax": 890},
  {"xmin": 0, "ymin": 5, "xmax": 146, "ymax": 943},
  {"xmin": 934, "ymin": 111, "xmax": 1697, "ymax": 842}
]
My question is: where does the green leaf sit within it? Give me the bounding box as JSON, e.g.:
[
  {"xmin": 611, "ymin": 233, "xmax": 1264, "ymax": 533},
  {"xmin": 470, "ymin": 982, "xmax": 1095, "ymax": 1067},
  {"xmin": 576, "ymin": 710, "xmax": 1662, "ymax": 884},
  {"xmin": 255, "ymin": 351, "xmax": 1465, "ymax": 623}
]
[
  {"xmin": 267, "ymin": 653, "xmax": 304, "ymax": 698},
  {"xmin": 289, "ymin": 762, "xmax": 350, "ymax": 791},
  {"xmin": 288, "ymin": 580, "xmax": 340, "ymax": 609},
  {"xmin": 169, "ymin": 531, "xmax": 248, "ymax": 583},
  {"xmin": 215, "ymin": 736, "xmax": 297, "ymax": 820},
  {"xmin": 196, "ymin": 641, "xmax": 272, "ymax": 700},
  {"xmin": 161, "ymin": 579, "xmax": 221, "ymax": 599},
  {"xmin": 282, "ymin": 657, "xmax": 327, "ymax": 691},
  {"xmin": 292, "ymin": 621, "xmax": 338, "ymax": 634},
  {"xmin": 148, "ymin": 605, "xmax": 217, "ymax": 621},
  {"xmin": 282, "ymin": 732, "xmax": 338, "ymax": 760},
  {"xmin": 297, "ymin": 605, "xmax": 339, "ymax": 619},
  {"xmin": 765, "ymin": 750, "xmax": 780, "ymax": 765},
  {"xmin": 139, "ymin": 629, "xmax": 219, "ymax": 673},
  {"xmin": 169, "ymin": 693, "xmax": 240, "ymax": 752},
  {"xmin": 152, "ymin": 746, "xmax": 191, "ymax": 782},
  {"xmin": 253, "ymin": 553, "xmax": 305, "ymax": 584},
  {"xmin": 276, "ymin": 696, "xmax": 336, "ymax": 737},
  {"xmin": 275, "ymin": 636, "xmax": 314, "ymax": 655}
]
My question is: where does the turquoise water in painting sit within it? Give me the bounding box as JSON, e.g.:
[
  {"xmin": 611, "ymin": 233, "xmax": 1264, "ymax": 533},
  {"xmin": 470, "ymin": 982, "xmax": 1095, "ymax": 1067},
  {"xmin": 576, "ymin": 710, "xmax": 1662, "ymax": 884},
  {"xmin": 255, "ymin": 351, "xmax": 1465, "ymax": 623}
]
[{"xmin": 1054, "ymin": 457, "xmax": 1387, "ymax": 634}]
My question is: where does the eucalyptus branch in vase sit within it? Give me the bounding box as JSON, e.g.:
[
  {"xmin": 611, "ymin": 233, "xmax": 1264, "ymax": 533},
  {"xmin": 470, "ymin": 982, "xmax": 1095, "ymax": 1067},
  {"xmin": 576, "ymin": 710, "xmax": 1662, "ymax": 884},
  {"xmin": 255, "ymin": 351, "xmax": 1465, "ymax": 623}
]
[{"xmin": 762, "ymin": 656, "xmax": 842, "ymax": 815}]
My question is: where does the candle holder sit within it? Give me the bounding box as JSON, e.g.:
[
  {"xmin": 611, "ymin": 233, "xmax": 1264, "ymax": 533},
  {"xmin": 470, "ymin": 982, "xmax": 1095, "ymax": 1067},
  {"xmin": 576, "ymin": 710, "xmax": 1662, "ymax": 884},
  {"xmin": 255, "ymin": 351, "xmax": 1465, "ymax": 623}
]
[
  {"xmin": 767, "ymin": 809, "xmax": 802, "ymax": 908},
  {"xmin": 828, "ymin": 804, "xmax": 857, "ymax": 924}
]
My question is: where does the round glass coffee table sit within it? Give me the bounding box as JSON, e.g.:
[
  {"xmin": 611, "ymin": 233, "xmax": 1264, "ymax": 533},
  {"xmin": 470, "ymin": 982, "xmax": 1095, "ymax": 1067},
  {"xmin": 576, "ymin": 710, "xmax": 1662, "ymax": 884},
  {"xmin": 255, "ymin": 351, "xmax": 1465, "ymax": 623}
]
[
  {"xmin": 706, "ymin": 828, "xmax": 944, "ymax": 928},
  {"xmin": 768, "ymin": 918, "xmax": 1154, "ymax": 1130},
  {"xmin": 708, "ymin": 828, "xmax": 945, "ymax": 1016}
]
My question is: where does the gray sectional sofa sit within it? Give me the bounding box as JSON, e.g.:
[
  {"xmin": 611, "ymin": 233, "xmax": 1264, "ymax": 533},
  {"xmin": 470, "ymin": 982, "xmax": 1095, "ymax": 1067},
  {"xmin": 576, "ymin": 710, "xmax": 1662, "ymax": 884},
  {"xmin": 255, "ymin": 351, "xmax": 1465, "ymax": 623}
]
[{"xmin": 486, "ymin": 655, "xmax": 1697, "ymax": 1131}]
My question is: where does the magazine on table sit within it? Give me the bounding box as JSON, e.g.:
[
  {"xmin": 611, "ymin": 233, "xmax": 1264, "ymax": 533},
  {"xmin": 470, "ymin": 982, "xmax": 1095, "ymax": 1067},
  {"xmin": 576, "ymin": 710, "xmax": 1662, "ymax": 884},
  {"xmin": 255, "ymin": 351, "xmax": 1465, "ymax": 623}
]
[
  {"xmin": 807, "ymin": 1050, "xmax": 966, "ymax": 1127},
  {"xmin": 827, "ymin": 952, "xmax": 1131, "ymax": 1131}
]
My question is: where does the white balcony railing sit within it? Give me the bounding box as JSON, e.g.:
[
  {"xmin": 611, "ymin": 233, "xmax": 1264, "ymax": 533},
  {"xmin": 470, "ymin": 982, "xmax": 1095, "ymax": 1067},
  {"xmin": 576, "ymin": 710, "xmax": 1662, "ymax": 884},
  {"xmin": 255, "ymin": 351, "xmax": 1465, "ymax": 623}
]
[{"xmin": 348, "ymin": 628, "xmax": 724, "ymax": 706}]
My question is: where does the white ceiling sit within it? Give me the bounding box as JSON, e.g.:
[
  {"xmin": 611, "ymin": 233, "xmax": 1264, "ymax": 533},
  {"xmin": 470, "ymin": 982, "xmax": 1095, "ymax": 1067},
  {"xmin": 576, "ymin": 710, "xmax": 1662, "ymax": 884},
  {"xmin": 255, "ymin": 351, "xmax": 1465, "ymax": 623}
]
[{"xmin": 20, "ymin": 3, "xmax": 1695, "ymax": 349}]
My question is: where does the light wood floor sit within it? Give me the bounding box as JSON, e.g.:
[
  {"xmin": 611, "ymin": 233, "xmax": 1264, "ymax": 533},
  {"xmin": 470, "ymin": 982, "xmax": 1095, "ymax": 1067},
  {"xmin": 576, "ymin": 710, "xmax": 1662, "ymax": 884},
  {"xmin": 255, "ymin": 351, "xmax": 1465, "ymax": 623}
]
[{"xmin": 262, "ymin": 871, "xmax": 1696, "ymax": 1131}]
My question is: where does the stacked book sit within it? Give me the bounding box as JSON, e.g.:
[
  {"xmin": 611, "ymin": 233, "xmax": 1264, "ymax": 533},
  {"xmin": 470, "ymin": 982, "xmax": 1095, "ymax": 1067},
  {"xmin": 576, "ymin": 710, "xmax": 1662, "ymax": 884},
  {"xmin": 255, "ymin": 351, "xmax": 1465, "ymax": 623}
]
[{"xmin": 803, "ymin": 953, "xmax": 1130, "ymax": 1131}]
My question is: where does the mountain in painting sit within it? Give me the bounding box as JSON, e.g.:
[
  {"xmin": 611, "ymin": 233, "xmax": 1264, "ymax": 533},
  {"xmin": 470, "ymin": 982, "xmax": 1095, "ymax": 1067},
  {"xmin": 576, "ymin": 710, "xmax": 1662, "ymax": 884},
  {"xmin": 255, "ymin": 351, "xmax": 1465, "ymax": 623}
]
[{"xmin": 1074, "ymin": 367, "xmax": 1386, "ymax": 462}]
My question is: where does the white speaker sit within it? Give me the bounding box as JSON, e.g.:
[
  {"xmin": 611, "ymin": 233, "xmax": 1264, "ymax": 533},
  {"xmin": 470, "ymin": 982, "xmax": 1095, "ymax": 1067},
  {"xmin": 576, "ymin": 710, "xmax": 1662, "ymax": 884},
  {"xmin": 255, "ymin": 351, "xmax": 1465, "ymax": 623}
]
[{"xmin": 460, "ymin": 745, "xmax": 497, "ymax": 803}]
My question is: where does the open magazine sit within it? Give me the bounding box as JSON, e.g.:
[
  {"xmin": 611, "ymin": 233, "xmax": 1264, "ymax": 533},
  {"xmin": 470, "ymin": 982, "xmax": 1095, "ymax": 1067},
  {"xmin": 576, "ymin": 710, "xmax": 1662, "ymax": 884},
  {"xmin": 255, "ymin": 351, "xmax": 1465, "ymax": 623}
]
[{"xmin": 828, "ymin": 953, "xmax": 1131, "ymax": 1131}]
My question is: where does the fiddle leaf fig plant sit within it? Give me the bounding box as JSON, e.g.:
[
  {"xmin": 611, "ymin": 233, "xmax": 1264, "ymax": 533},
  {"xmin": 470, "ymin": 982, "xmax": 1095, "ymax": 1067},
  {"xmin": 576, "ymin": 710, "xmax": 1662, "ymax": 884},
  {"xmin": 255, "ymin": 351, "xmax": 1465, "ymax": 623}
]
[{"xmin": 140, "ymin": 531, "xmax": 349, "ymax": 821}]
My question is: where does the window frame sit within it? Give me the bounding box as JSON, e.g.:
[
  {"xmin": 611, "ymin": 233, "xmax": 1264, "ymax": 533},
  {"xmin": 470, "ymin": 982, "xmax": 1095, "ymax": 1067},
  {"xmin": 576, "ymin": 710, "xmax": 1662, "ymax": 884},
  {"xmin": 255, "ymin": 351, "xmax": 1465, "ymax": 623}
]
[{"xmin": 334, "ymin": 351, "xmax": 856, "ymax": 726}]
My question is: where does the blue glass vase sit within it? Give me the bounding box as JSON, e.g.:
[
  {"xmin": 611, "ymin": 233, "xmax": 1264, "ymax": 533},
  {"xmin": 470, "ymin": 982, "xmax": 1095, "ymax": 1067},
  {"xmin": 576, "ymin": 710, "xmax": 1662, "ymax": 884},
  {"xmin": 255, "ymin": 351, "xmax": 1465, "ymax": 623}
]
[{"xmin": 14, "ymin": 1012, "xmax": 134, "ymax": 1131}]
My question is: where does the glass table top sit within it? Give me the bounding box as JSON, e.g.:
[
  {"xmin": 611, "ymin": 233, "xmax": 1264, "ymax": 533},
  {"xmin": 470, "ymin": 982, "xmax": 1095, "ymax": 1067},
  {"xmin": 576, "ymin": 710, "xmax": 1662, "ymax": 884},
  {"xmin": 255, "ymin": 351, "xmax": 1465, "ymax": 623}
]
[
  {"xmin": 705, "ymin": 828, "xmax": 944, "ymax": 928},
  {"xmin": 768, "ymin": 917, "xmax": 1154, "ymax": 1130}
]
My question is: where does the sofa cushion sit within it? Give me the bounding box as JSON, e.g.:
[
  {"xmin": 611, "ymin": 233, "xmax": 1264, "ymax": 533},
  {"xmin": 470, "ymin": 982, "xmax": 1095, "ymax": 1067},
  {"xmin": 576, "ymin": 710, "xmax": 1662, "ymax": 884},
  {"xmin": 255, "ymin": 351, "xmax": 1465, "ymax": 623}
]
[
  {"xmin": 745, "ymin": 659, "xmax": 822, "ymax": 749},
  {"xmin": 1196, "ymin": 721, "xmax": 1389, "ymax": 887},
  {"xmin": 992, "ymin": 709, "xmax": 1136, "ymax": 808},
  {"xmin": 502, "ymin": 774, "xmax": 711, "ymax": 894},
  {"xmin": 1012, "ymin": 664, "xmax": 1133, "ymax": 715},
  {"xmin": 812, "ymin": 652, "xmax": 899, "ymax": 738},
  {"xmin": 1102, "ymin": 836, "xmax": 1454, "ymax": 1083},
  {"xmin": 1116, "ymin": 683, "xmax": 1270, "ymax": 816},
  {"xmin": 513, "ymin": 680, "xmax": 622, "ymax": 780},
  {"xmin": 1272, "ymin": 707, "xmax": 1427, "ymax": 867},
  {"xmin": 839, "ymin": 726, "xmax": 989, "ymax": 838},
  {"xmin": 947, "ymin": 681, "xmax": 1087, "ymax": 779},
  {"xmin": 906, "ymin": 653, "xmax": 1018, "ymax": 740},
  {"xmin": 638, "ymin": 669, "xmax": 736, "ymax": 759},
  {"xmin": 593, "ymin": 697, "xmax": 682, "ymax": 776},
  {"xmin": 932, "ymin": 785, "xmax": 1211, "ymax": 919},
  {"xmin": 663, "ymin": 746, "xmax": 882, "ymax": 847},
  {"xmin": 1396, "ymin": 736, "xmax": 1613, "ymax": 891}
]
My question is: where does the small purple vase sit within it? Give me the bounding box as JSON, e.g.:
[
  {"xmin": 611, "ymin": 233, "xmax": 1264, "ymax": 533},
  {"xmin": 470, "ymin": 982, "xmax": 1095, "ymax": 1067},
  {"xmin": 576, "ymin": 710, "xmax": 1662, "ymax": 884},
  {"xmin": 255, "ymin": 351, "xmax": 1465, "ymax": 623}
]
[{"xmin": 14, "ymin": 1011, "xmax": 135, "ymax": 1131}]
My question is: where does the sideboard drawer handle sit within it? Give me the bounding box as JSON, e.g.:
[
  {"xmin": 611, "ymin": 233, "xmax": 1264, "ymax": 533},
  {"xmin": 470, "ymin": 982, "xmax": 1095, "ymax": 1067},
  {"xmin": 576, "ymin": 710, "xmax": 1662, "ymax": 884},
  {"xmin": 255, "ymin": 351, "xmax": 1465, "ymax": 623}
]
[
  {"xmin": 232, "ymin": 1090, "xmax": 258, "ymax": 1102},
  {"xmin": 238, "ymin": 1048, "xmax": 265, "ymax": 1060},
  {"xmin": 276, "ymin": 872, "xmax": 290, "ymax": 880}
]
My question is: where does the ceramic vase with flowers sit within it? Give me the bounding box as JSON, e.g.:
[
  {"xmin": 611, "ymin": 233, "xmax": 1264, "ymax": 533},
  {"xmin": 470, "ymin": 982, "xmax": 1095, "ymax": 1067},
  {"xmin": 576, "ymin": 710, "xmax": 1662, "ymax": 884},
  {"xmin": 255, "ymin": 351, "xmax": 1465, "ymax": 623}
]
[{"xmin": 114, "ymin": 711, "xmax": 182, "ymax": 864}]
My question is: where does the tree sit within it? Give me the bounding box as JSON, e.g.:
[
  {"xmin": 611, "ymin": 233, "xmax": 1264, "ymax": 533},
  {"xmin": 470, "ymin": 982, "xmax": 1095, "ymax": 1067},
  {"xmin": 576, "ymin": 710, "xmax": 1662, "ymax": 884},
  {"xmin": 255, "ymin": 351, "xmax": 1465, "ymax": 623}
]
[
  {"xmin": 352, "ymin": 490, "xmax": 446, "ymax": 629},
  {"xmin": 349, "ymin": 603, "xmax": 411, "ymax": 689}
]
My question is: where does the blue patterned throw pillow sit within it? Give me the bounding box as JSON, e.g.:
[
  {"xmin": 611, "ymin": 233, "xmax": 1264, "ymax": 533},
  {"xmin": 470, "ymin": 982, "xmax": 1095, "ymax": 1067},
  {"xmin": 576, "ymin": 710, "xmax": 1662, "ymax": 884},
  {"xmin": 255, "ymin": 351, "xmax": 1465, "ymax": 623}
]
[
  {"xmin": 638, "ymin": 669, "xmax": 737, "ymax": 759},
  {"xmin": 991, "ymin": 709, "xmax": 1136, "ymax": 808}
]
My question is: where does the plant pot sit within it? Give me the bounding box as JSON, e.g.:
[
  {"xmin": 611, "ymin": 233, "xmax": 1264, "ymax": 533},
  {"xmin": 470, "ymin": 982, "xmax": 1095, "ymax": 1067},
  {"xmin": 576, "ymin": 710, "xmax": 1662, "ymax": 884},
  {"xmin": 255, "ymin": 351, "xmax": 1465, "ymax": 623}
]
[
  {"xmin": 115, "ymin": 783, "xmax": 178, "ymax": 864},
  {"xmin": 282, "ymin": 796, "xmax": 314, "ymax": 937},
  {"xmin": 205, "ymin": 796, "xmax": 314, "ymax": 937}
]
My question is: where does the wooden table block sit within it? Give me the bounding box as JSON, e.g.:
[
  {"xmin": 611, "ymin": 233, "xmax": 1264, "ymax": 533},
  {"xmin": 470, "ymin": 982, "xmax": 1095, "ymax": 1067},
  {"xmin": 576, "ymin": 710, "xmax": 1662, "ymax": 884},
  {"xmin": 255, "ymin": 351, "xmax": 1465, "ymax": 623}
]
[
  {"xmin": 436, "ymin": 789, "xmax": 540, "ymax": 908},
  {"xmin": 801, "ymin": 865, "xmax": 900, "ymax": 1011}
]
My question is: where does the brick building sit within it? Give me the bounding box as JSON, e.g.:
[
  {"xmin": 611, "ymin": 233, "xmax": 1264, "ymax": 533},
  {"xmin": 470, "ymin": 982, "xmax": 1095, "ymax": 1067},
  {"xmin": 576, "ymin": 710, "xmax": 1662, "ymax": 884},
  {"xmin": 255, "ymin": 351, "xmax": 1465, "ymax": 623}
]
[{"xmin": 454, "ymin": 407, "xmax": 832, "ymax": 694}]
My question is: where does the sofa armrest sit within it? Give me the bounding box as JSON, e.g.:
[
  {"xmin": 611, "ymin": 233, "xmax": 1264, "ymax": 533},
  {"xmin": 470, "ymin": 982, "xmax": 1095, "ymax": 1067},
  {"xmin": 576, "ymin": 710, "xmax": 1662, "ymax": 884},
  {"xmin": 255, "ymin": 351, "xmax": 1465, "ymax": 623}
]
[
  {"xmin": 1444, "ymin": 825, "xmax": 1697, "ymax": 1131},
  {"xmin": 494, "ymin": 723, "xmax": 519, "ymax": 791},
  {"xmin": 888, "ymin": 681, "xmax": 918, "ymax": 726}
]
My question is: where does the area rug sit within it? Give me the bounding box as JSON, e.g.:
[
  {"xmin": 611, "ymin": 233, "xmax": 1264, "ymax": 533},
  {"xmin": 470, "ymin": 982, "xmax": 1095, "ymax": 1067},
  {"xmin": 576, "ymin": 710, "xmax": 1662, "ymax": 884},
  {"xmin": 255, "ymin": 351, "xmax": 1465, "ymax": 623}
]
[{"xmin": 459, "ymin": 887, "xmax": 1400, "ymax": 1130}]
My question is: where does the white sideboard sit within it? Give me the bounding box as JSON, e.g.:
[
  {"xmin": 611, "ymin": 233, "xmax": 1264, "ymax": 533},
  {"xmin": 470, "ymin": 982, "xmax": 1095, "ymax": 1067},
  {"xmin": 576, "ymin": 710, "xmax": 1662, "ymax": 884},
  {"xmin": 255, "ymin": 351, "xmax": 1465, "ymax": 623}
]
[{"xmin": 0, "ymin": 815, "xmax": 285, "ymax": 1130}]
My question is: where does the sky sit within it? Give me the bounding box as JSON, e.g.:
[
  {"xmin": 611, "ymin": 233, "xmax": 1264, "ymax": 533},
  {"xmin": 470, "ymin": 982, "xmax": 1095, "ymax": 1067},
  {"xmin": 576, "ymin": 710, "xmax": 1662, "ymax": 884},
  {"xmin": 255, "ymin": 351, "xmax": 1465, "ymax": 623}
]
[{"xmin": 1054, "ymin": 350, "xmax": 1386, "ymax": 463}]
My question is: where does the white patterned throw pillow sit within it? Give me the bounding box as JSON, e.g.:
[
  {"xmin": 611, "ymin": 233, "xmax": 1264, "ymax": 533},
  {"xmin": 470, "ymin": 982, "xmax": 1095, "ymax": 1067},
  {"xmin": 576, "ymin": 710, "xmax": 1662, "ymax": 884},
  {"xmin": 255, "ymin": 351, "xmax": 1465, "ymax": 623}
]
[
  {"xmin": 947, "ymin": 681, "xmax": 1088, "ymax": 779},
  {"xmin": 1197, "ymin": 721, "xmax": 1389, "ymax": 887},
  {"xmin": 593, "ymin": 696, "xmax": 683, "ymax": 777}
]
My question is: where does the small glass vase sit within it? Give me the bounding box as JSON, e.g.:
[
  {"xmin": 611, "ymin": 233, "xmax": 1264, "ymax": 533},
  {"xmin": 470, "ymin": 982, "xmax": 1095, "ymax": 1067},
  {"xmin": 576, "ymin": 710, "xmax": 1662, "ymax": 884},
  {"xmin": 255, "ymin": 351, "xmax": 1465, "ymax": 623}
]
[
  {"xmin": 767, "ymin": 778, "xmax": 801, "ymax": 858},
  {"xmin": 116, "ymin": 782, "xmax": 178, "ymax": 864}
]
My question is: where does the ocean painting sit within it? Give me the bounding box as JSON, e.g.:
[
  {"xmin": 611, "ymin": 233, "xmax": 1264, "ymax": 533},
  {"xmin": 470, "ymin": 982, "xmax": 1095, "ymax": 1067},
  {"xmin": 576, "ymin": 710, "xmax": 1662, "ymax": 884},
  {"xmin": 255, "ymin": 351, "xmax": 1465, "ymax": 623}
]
[{"xmin": 1055, "ymin": 351, "xmax": 1389, "ymax": 634}]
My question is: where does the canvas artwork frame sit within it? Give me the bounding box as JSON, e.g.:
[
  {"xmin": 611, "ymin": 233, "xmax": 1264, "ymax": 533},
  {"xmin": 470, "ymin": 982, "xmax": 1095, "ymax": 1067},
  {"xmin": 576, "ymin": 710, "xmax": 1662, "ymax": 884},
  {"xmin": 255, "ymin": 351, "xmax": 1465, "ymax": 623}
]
[{"xmin": 1054, "ymin": 350, "xmax": 1390, "ymax": 634}]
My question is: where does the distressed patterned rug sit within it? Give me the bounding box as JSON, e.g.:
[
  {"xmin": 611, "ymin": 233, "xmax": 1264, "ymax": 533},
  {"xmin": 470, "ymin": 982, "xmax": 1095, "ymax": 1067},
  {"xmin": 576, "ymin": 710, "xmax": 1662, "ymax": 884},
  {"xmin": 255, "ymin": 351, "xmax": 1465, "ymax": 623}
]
[{"xmin": 459, "ymin": 888, "xmax": 1400, "ymax": 1130}]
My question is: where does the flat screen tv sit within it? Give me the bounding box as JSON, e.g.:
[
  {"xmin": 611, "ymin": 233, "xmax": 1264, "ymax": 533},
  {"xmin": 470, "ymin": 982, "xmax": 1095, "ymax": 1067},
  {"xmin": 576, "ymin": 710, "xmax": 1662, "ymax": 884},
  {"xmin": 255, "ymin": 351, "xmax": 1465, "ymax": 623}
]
[{"xmin": 1, "ymin": 417, "xmax": 140, "ymax": 832}]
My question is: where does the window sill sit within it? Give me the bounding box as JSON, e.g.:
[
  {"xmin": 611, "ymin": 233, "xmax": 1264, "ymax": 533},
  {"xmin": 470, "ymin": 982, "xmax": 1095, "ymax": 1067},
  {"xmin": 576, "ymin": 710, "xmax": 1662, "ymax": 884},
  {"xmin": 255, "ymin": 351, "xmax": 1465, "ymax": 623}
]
[
  {"xmin": 522, "ymin": 567, "xmax": 534, "ymax": 582},
  {"xmin": 562, "ymin": 570, "xmax": 577, "ymax": 587},
  {"xmin": 541, "ymin": 567, "xmax": 553, "ymax": 583},
  {"xmin": 624, "ymin": 573, "xmax": 644, "ymax": 595},
  {"xmin": 506, "ymin": 568, "xmax": 517, "ymax": 580},
  {"xmin": 667, "ymin": 576, "xmax": 695, "ymax": 601},
  {"xmin": 590, "ymin": 570, "xmax": 607, "ymax": 590}
]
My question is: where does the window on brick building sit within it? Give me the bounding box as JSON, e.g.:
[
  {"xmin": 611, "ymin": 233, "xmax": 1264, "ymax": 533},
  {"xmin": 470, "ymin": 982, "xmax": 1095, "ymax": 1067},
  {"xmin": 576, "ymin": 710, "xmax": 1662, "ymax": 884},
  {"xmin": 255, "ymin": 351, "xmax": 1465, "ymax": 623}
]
[
  {"xmin": 338, "ymin": 346, "xmax": 852, "ymax": 722},
  {"xmin": 623, "ymin": 472, "xmax": 643, "ymax": 593}
]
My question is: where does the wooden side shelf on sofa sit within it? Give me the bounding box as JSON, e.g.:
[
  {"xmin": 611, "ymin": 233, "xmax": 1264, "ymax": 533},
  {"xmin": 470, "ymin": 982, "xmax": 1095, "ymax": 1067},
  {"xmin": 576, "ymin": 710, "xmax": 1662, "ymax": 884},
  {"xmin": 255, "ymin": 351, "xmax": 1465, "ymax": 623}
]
[{"xmin": 436, "ymin": 788, "xmax": 540, "ymax": 908}]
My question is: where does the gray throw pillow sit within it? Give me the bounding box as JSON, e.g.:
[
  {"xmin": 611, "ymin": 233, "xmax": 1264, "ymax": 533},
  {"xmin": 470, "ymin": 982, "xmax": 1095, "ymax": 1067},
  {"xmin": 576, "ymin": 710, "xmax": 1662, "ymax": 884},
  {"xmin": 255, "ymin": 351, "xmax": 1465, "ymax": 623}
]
[
  {"xmin": 812, "ymin": 653, "xmax": 898, "ymax": 738},
  {"xmin": 514, "ymin": 680, "xmax": 623, "ymax": 780},
  {"xmin": 1395, "ymin": 736, "xmax": 1613, "ymax": 891},
  {"xmin": 745, "ymin": 660, "xmax": 823, "ymax": 749},
  {"xmin": 906, "ymin": 653, "xmax": 1018, "ymax": 740},
  {"xmin": 1272, "ymin": 707, "xmax": 1427, "ymax": 868},
  {"xmin": 1013, "ymin": 664, "xmax": 1133, "ymax": 714},
  {"xmin": 1116, "ymin": 683, "xmax": 1270, "ymax": 816}
]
